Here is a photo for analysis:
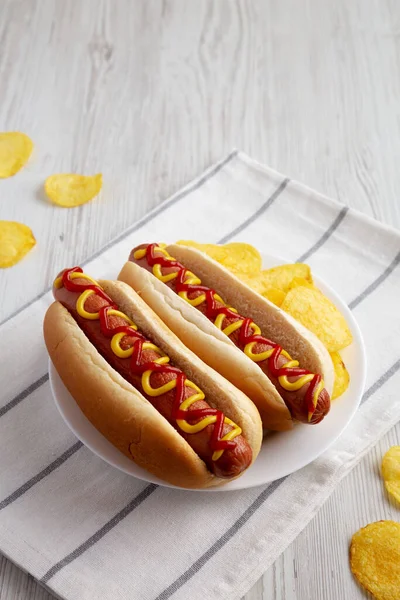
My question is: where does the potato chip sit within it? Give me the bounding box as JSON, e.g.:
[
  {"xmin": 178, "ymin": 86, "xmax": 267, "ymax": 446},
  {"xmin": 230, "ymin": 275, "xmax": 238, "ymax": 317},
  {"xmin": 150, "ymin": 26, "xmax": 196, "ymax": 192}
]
[
  {"xmin": 0, "ymin": 221, "xmax": 36, "ymax": 268},
  {"xmin": 382, "ymin": 446, "xmax": 400, "ymax": 504},
  {"xmin": 330, "ymin": 352, "xmax": 350, "ymax": 399},
  {"xmin": 0, "ymin": 132, "xmax": 33, "ymax": 178},
  {"xmin": 175, "ymin": 242, "xmax": 354, "ymax": 351},
  {"xmin": 234, "ymin": 273, "xmax": 265, "ymax": 294},
  {"xmin": 288, "ymin": 277, "xmax": 315, "ymax": 290},
  {"xmin": 281, "ymin": 285, "xmax": 353, "ymax": 352},
  {"xmin": 350, "ymin": 521, "xmax": 400, "ymax": 600},
  {"xmin": 262, "ymin": 287, "xmax": 286, "ymax": 306},
  {"xmin": 176, "ymin": 241, "xmax": 228, "ymax": 264},
  {"xmin": 176, "ymin": 241, "xmax": 262, "ymax": 276},
  {"xmin": 220, "ymin": 274, "xmax": 285, "ymax": 306},
  {"xmin": 260, "ymin": 263, "xmax": 313, "ymax": 293},
  {"xmin": 45, "ymin": 173, "xmax": 102, "ymax": 207},
  {"xmin": 219, "ymin": 243, "xmax": 262, "ymax": 275}
]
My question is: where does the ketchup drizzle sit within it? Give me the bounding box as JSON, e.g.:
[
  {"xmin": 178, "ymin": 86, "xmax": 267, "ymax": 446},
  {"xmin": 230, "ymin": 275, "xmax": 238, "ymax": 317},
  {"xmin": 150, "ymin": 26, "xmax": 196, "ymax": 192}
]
[
  {"xmin": 143, "ymin": 244, "xmax": 323, "ymax": 418},
  {"xmin": 61, "ymin": 267, "xmax": 235, "ymax": 455}
]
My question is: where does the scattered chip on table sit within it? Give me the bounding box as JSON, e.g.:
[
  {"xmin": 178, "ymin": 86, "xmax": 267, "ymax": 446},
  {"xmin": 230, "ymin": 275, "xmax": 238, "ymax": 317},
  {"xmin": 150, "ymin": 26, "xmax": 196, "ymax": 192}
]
[
  {"xmin": 330, "ymin": 351, "xmax": 350, "ymax": 399},
  {"xmin": 45, "ymin": 173, "xmax": 102, "ymax": 207},
  {"xmin": 0, "ymin": 221, "xmax": 36, "ymax": 268},
  {"xmin": 280, "ymin": 285, "xmax": 353, "ymax": 352},
  {"xmin": 350, "ymin": 520, "xmax": 400, "ymax": 600},
  {"xmin": 0, "ymin": 132, "xmax": 33, "ymax": 178},
  {"xmin": 382, "ymin": 446, "xmax": 400, "ymax": 504}
]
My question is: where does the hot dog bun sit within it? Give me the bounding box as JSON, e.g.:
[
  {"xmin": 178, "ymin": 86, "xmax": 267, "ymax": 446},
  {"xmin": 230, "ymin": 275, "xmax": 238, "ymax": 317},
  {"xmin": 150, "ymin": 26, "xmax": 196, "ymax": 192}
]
[
  {"xmin": 118, "ymin": 262, "xmax": 292, "ymax": 430},
  {"xmin": 44, "ymin": 280, "xmax": 262, "ymax": 489},
  {"xmin": 118, "ymin": 246, "xmax": 334, "ymax": 431},
  {"xmin": 168, "ymin": 244, "xmax": 334, "ymax": 394}
]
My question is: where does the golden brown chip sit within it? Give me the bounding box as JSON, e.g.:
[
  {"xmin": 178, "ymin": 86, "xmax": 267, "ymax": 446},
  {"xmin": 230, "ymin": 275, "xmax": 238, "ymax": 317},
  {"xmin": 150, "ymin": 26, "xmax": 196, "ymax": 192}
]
[
  {"xmin": 382, "ymin": 446, "xmax": 400, "ymax": 504},
  {"xmin": 226, "ymin": 272, "xmax": 284, "ymax": 305},
  {"xmin": 175, "ymin": 242, "xmax": 353, "ymax": 353},
  {"xmin": 0, "ymin": 221, "xmax": 36, "ymax": 268},
  {"xmin": 281, "ymin": 285, "xmax": 353, "ymax": 352},
  {"xmin": 288, "ymin": 277, "xmax": 315, "ymax": 290},
  {"xmin": 219, "ymin": 243, "xmax": 262, "ymax": 275},
  {"xmin": 350, "ymin": 521, "xmax": 400, "ymax": 600},
  {"xmin": 262, "ymin": 287, "xmax": 286, "ymax": 306},
  {"xmin": 234, "ymin": 273, "xmax": 265, "ymax": 294},
  {"xmin": 260, "ymin": 263, "xmax": 313, "ymax": 293},
  {"xmin": 176, "ymin": 241, "xmax": 228, "ymax": 263},
  {"xmin": 45, "ymin": 173, "xmax": 102, "ymax": 207},
  {"xmin": 176, "ymin": 241, "xmax": 262, "ymax": 276},
  {"xmin": 0, "ymin": 132, "xmax": 33, "ymax": 178},
  {"xmin": 330, "ymin": 351, "xmax": 350, "ymax": 399}
]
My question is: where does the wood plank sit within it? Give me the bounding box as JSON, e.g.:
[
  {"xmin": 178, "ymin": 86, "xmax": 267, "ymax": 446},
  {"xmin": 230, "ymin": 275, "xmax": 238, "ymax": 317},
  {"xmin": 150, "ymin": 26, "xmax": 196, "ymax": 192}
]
[{"xmin": 0, "ymin": 0, "xmax": 399, "ymax": 598}]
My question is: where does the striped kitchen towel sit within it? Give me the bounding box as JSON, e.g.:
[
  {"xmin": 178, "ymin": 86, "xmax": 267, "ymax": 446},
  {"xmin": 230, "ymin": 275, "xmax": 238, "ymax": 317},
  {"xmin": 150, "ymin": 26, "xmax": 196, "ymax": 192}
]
[{"xmin": 1, "ymin": 151, "xmax": 399, "ymax": 600}]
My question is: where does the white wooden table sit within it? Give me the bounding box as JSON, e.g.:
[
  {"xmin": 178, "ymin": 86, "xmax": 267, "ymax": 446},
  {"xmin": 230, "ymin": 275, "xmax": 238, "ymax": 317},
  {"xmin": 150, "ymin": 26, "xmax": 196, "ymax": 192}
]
[{"xmin": 1, "ymin": 1, "xmax": 399, "ymax": 598}]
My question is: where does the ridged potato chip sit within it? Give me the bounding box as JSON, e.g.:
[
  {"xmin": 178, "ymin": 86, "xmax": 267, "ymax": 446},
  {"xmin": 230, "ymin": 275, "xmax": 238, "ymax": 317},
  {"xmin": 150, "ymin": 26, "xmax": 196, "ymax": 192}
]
[
  {"xmin": 226, "ymin": 274, "xmax": 285, "ymax": 306},
  {"xmin": 174, "ymin": 242, "xmax": 353, "ymax": 366},
  {"xmin": 0, "ymin": 221, "xmax": 36, "ymax": 268},
  {"xmin": 0, "ymin": 132, "xmax": 33, "ymax": 178},
  {"xmin": 350, "ymin": 521, "xmax": 400, "ymax": 600},
  {"xmin": 288, "ymin": 276, "xmax": 315, "ymax": 290},
  {"xmin": 176, "ymin": 241, "xmax": 228, "ymax": 264},
  {"xmin": 260, "ymin": 263, "xmax": 313, "ymax": 293},
  {"xmin": 219, "ymin": 243, "xmax": 262, "ymax": 275},
  {"xmin": 382, "ymin": 446, "xmax": 400, "ymax": 504},
  {"xmin": 45, "ymin": 173, "xmax": 102, "ymax": 207},
  {"xmin": 280, "ymin": 285, "xmax": 353, "ymax": 352},
  {"xmin": 262, "ymin": 287, "xmax": 286, "ymax": 306},
  {"xmin": 330, "ymin": 351, "xmax": 350, "ymax": 399},
  {"xmin": 234, "ymin": 273, "xmax": 265, "ymax": 294},
  {"xmin": 176, "ymin": 241, "xmax": 262, "ymax": 276}
]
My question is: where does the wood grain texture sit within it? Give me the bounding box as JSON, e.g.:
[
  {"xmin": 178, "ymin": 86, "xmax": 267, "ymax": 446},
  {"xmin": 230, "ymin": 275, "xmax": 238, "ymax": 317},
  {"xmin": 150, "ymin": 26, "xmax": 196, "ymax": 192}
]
[{"xmin": 1, "ymin": 0, "xmax": 400, "ymax": 598}]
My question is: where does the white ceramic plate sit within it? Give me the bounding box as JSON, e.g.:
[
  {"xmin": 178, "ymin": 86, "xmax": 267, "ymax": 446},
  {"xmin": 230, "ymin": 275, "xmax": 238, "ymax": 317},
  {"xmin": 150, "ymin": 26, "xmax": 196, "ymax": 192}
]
[{"xmin": 49, "ymin": 253, "xmax": 366, "ymax": 491}]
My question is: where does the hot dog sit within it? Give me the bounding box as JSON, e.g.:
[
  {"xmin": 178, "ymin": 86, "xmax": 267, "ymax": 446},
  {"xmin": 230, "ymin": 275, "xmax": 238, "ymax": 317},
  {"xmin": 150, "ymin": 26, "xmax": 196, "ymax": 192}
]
[
  {"xmin": 44, "ymin": 267, "xmax": 262, "ymax": 488},
  {"xmin": 118, "ymin": 243, "xmax": 335, "ymax": 430}
]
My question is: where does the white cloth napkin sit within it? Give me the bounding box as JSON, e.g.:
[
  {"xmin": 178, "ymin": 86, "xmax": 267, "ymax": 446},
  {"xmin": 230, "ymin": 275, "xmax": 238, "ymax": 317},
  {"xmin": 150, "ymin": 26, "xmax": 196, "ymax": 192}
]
[{"xmin": 1, "ymin": 151, "xmax": 399, "ymax": 600}]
